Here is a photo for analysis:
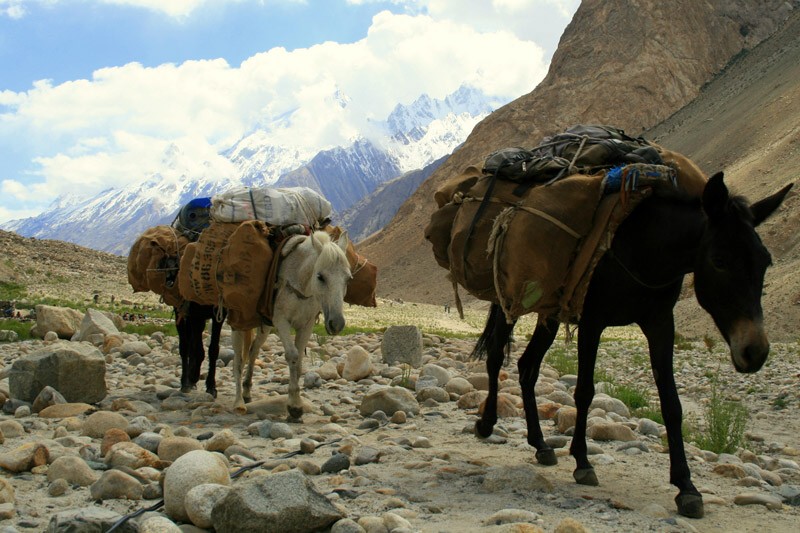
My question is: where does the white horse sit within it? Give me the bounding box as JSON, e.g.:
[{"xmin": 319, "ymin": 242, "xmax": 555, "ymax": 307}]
[{"xmin": 230, "ymin": 230, "xmax": 351, "ymax": 419}]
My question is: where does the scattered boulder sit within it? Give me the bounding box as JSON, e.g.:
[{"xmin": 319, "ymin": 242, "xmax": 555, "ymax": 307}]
[
  {"xmin": 342, "ymin": 346, "xmax": 372, "ymax": 381},
  {"xmin": 47, "ymin": 507, "xmax": 137, "ymax": 533},
  {"xmin": 47, "ymin": 455, "xmax": 99, "ymax": 487},
  {"xmin": 30, "ymin": 304, "xmax": 83, "ymax": 339},
  {"xmin": 71, "ymin": 308, "xmax": 120, "ymax": 342},
  {"xmin": 164, "ymin": 450, "xmax": 231, "ymax": 523},
  {"xmin": 9, "ymin": 341, "xmax": 107, "ymax": 403},
  {"xmin": 381, "ymin": 326, "xmax": 422, "ymax": 368},
  {"xmin": 360, "ymin": 386, "xmax": 420, "ymax": 417},
  {"xmin": 211, "ymin": 469, "xmax": 343, "ymax": 533}
]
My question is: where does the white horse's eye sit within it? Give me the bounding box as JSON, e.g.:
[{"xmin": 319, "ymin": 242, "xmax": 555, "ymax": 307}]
[{"xmin": 317, "ymin": 273, "xmax": 326, "ymax": 284}]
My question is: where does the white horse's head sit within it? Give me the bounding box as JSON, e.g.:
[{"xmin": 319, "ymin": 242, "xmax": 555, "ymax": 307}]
[{"xmin": 283, "ymin": 230, "xmax": 351, "ymax": 334}]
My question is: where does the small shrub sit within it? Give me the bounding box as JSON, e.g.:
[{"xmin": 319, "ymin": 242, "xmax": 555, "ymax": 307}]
[
  {"xmin": 692, "ymin": 381, "xmax": 749, "ymax": 454},
  {"xmin": 0, "ymin": 281, "xmax": 27, "ymax": 300},
  {"xmin": 607, "ymin": 383, "xmax": 650, "ymax": 411},
  {"xmin": 545, "ymin": 346, "xmax": 577, "ymax": 376},
  {"xmin": 674, "ymin": 332, "xmax": 693, "ymax": 351},
  {"xmin": 0, "ymin": 319, "xmax": 34, "ymax": 341}
]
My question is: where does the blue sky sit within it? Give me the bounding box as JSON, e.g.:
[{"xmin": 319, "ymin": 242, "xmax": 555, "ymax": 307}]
[{"xmin": 0, "ymin": 0, "xmax": 579, "ymax": 223}]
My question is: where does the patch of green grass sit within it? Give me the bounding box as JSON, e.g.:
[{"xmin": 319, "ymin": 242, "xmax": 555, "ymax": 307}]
[
  {"xmin": 0, "ymin": 319, "xmax": 34, "ymax": 341},
  {"xmin": 545, "ymin": 345, "xmax": 578, "ymax": 376},
  {"xmin": 0, "ymin": 281, "xmax": 27, "ymax": 300},
  {"xmin": 312, "ymin": 323, "xmax": 384, "ymax": 337},
  {"xmin": 636, "ymin": 405, "xmax": 664, "ymax": 425},
  {"xmin": 691, "ymin": 381, "xmax": 749, "ymax": 454},
  {"xmin": 674, "ymin": 332, "xmax": 694, "ymax": 351},
  {"xmin": 607, "ymin": 383, "xmax": 650, "ymax": 411}
]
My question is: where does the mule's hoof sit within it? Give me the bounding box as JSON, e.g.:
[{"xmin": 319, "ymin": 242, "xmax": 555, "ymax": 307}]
[
  {"xmin": 675, "ymin": 493, "xmax": 704, "ymax": 519},
  {"xmin": 573, "ymin": 468, "xmax": 599, "ymax": 486},
  {"xmin": 474, "ymin": 420, "xmax": 494, "ymax": 439},
  {"xmin": 206, "ymin": 388, "xmax": 218, "ymax": 399},
  {"xmin": 287, "ymin": 406, "xmax": 304, "ymax": 422},
  {"xmin": 233, "ymin": 405, "xmax": 247, "ymax": 415},
  {"xmin": 535, "ymin": 449, "xmax": 558, "ymax": 466}
]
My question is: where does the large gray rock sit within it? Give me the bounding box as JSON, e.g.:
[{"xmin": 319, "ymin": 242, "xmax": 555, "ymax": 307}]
[
  {"xmin": 31, "ymin": 305, "xmax": 83, "ymax": 340},
  {"xmin": 9, "ymin": 341, "xmax": 107, "ymax": 403},
  {"xmin": 211, "ymin": 470, "xmax": 343, "ymax": 533},
  {"xmin": 381, "ymin": 325, "xmax": 422, "ymax": 368},
  {"xmin": 359, "ymin": 386, "xmax": 420, "ymax": 417},
  {"xmin": 71, "ymin": 308, "xmax": 120, "ymax": 342},
  {"xmin": 163, "ymin": 450, "xmax": 230, "ymax": 523},
  {"xmin": 46, "ymin": 506, "xmax": 137, "ymax": 533}
]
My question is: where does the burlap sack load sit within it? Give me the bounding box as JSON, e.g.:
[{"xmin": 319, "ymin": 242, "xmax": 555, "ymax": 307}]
[
  {"xmin": 127, "ymin": 226, "xmax": 189, "ymax": 308},
  {"xmin": 178, "ymin": 220, "xmax": 273, "ymax": 330},
  {"xmin": 426, "ymin": 151, "xmax": 707, "ymax": 323},
  {"xmin": 323, "ymin": 225, "xmax": 378, "ymax": 308}
]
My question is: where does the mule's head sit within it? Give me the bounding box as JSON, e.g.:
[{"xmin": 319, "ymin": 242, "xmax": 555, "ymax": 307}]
[
  {"xmin": 308, "ymin": 230, "xmax": 352, "ymax": 335},
  {"xmin": 694, "ymin": 172, "xmax": 792, "ymax": 373}
]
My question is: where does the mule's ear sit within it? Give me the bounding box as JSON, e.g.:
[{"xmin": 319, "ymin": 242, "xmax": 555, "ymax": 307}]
[
  {"xmin": 337, "ymin": 230, "xmax": 350, "ymax": 253},
  {"xmin": 751, "ymin": 182, "xmax": 793, "ymax": 227},
  {"xmin": 702, "ymin": 171, "xmax": 729, "ymax": 220}
]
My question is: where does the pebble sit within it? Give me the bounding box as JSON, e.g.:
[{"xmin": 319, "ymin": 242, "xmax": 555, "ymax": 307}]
[{"xmin": 0, "ymin": 328, "xmax": 798, "ymax": 533}]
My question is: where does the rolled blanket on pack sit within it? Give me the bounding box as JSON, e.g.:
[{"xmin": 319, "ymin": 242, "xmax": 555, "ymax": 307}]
[{"xmin": 210, "ymin": 186, "xmax": 332, "ymax": 227}]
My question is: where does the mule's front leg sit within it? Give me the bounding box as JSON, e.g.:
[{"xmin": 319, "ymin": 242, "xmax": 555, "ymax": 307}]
[
  {"xmin": 278, "ymin": 321, "xmax": 313, "ymax": 422},
  {"xmin": 205, "ymin": 310, "xmax": 224, "ymax": 398},
  {"xmin": 476, "ymin": 306, "xmax": 514, "ymax": 438},
  {"xmin": 570, "ymin": 324, "xmax": 601, "ymax": 487},
  {"xmin": 518, "ymin": 316, "xmax": 559, "ymax": 465},
  {"xmin": 641, "ymin": 316, "xmax": 703, "ymax": 519},
  {"xmin": 231, "ymin": 330, "xmax": 249, "ymax": 414},
  {"xmin": 243, "ymin": 327, "xmax": 270, "ymax": 405}
]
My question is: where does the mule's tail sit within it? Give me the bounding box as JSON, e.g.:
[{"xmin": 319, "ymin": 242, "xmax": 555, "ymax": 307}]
[{"xmin": 471, "ymin": 303, "xmax": 514, "ymax": 362}]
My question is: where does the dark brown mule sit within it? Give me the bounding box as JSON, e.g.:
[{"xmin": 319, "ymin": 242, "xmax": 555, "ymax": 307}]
[
  {"xmin": 473, "ymin": 173, "xmax": 792, "ymax": 518},
  {"xmin": 176, "ymin": 302, "xmax": 226, "ymax": 397}
]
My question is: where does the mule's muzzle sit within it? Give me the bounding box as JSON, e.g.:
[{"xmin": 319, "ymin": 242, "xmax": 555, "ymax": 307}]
[
  {"xmin": 729, "ymin": 319, "xmax": 769, "ymax": 373},
  {"xmin": 325, "ymin": 315, "xmax": 346, "ymax": 335}
]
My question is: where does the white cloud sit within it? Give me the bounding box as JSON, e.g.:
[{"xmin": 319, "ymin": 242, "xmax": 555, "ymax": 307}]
[
  {"xmin": 0, "ymin": 2, "xmax": 572, "ymax": 223},
  {"xmin": 0, "ymin": 0, "xmax": 307, "ymax": 19}
]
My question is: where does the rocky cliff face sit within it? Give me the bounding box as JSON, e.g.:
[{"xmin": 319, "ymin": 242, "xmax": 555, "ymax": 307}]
[{"xmin": 361, "ymin": 0, "xmax": 797, "ymax": 311}]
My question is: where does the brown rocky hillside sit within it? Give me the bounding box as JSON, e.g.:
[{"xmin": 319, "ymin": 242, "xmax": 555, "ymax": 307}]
[{"xmin": 359, "ymin": 0, "xmax": 800, "ymax": 341}]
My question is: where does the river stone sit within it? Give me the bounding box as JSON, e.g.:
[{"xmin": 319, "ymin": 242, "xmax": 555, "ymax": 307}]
[
  {"xmin": 89, "ymin": 469, "xmax": 143, "ymax": 501},
  {"xmin": 71, "ymin": 308, "xmax": 120, "ymax": 342},
  {"xmin": 342, "ymin": 346, "xmax": 372, "ymax": 381},
  {"xmin": 30, "ymin": 305, "xmax": 82, "ymax": 340},
  {"xmin": 211, "ymin": 469, "xmax": 343, "ymax": 533},
  {"xmin": 164, "ymin": 450, "xmax": 231, "ymax": 522},
  {"xmin": 47, "ymin": 455, "xmax": 99, "ymax": 487},
  {"xmin": 38, "ymin": 403, "xmax": 95, "ymax": 418},
  {"xmin": 0, "ymin": 478, "xmax": 15, "ymax": 504},
  {"xmin": 205, "ymin": 429, "xmax": 236, "ymax": 453},
  {"xmin": 9, "ymin": 341, "xmax": 107, "ymax": 403},
  {"xmin": 31, "ymin": 385, "xmax": 67, "ymax": 413},
  {"xmin": 138, "ymin": 515, "xmax": 182, "ymax": 532},
  {"xmin": 360, "ymin": 386, "xmax": 420, "ymax": 417},
  {"xmin": 104, "ymin": 442, "xmax": 161, "ymax": 469},
  {"xmin": 556, "ymin": 407, "xmax": 578, "ymax": 433},
  {"xmin": 590, "ymin": 395, "xmax": 631, "ymax": 417},
  {"xmin": 381, "ymin": 326, "xmax": 422, "ymax": 368},
  {"xmin": 586, "ymin": 422, "xmax": 637, "ymax": 441},
  {"xmin": 185, "ymin": 483, "xmax": 231, "ymax": 529},
  {"xmin": 444, "ymin": 376, "xmax": 473, "ymax": 395},
  {"xmin": 733, "ymin": 492, "xmax": 783, "ymax": 510},
  {"xmin": 483, "ymin": 508, "xmax": 540, "ymax": 525},
  {"xmin": 483, "ymin": 464, "xmax": 554, "ymax": 493},
  {"xmin": 83, "ymin": 411, "xmax": 129, "ymax": 438},
  {"xmin": 46, "ymin": 506, "xmax": 137, "ymax": 533},
  {"xmin": 156, "ymin": 436, "xmax": 203, "ymax": 462},
  {"xmin": 0, "ymin": 442, "xmax": 49, "ymax": 473},
  {"xmin": 421, "ymin": 364, "xmax": 451, "ymax": 387},
  {"xmin": 0, "ymin": 420, "xmax": 24, "ymax": 438}
]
